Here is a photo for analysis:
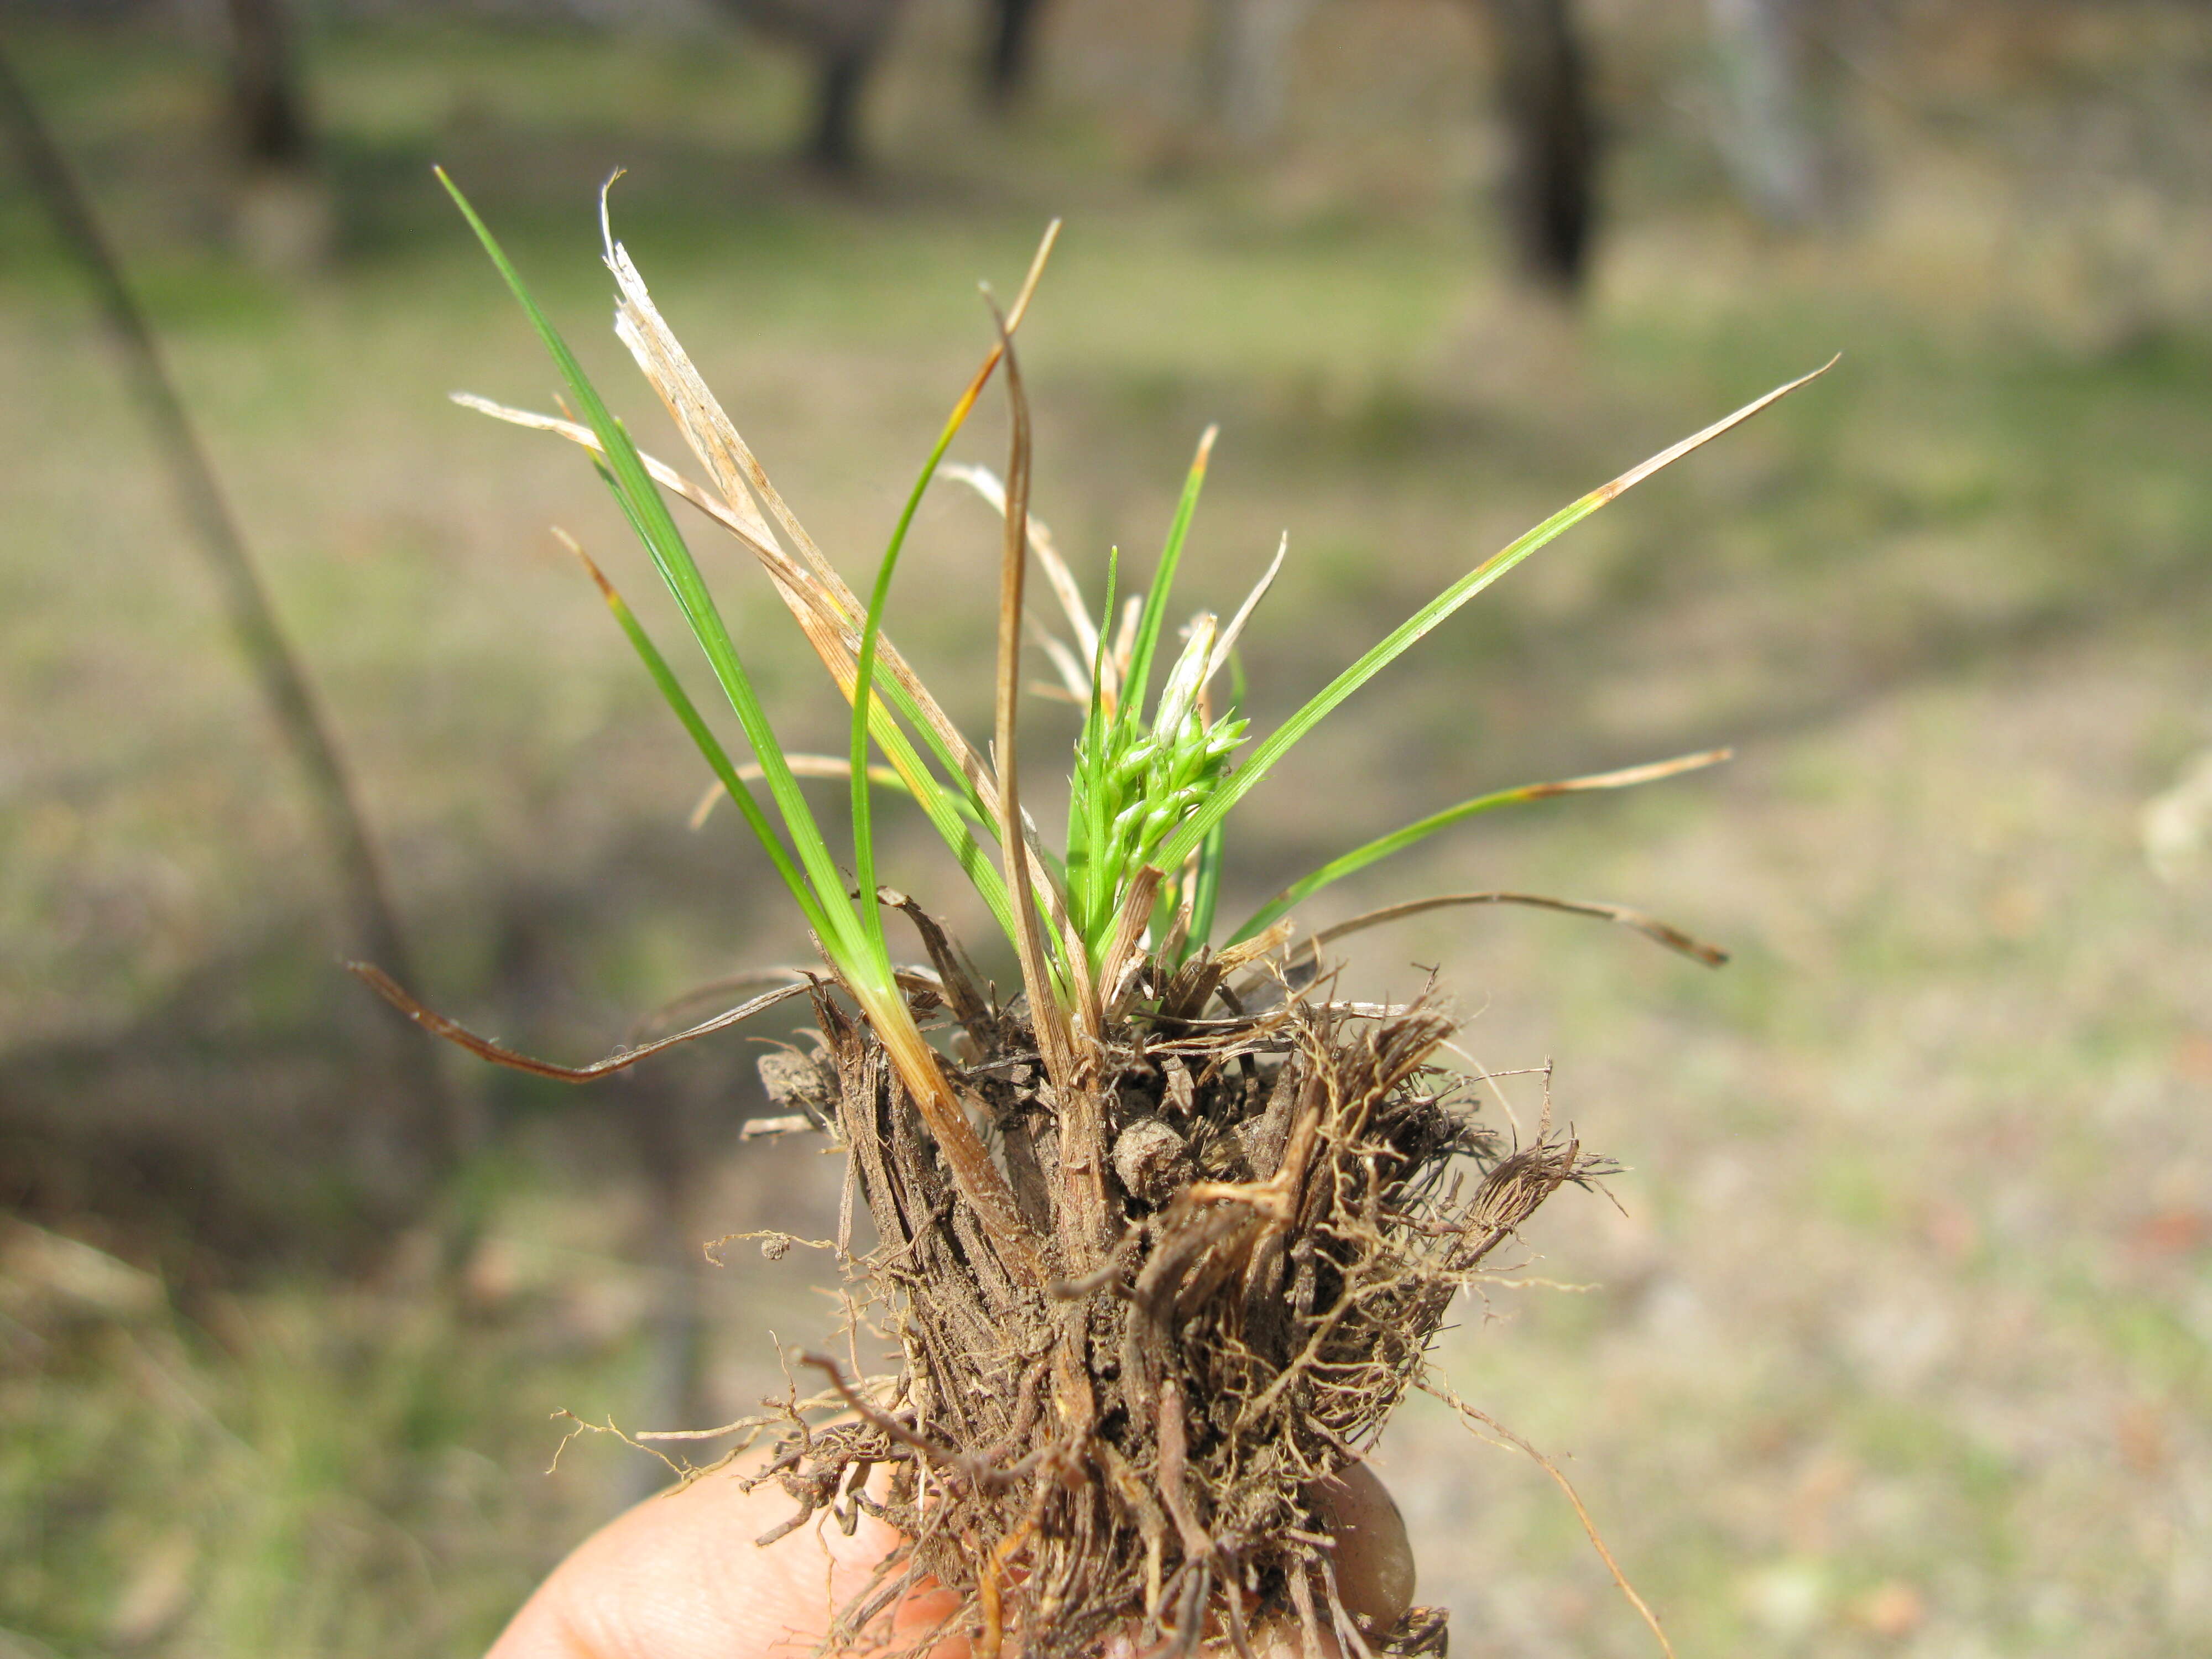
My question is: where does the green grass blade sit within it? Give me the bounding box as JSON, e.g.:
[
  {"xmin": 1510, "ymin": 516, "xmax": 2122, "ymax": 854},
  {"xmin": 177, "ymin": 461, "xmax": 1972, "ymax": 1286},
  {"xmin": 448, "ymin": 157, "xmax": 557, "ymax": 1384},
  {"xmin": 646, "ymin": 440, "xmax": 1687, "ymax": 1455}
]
[
  {"xmin": 1185, "ymin": 818, "xmax": 1226, "ymax": 961},
  {"xmin": 849, "ymin": 368, "xmax": 1004, "ymax": 967},
  {"xmin": 564, "ymin": 536, "xmax": 831, "ymax": 940},
  {"xmin": 670, "ymin": 513, "xmax": 1011, "ymax": 945},
  {"xmin": 1119, "ymin": 426, "xmax": 1216, "ymax": 728},
  {"xmin": 437, "ymin": 170, "xmax": 873, "ymax": 974},
  {"xmin": 863, "ymin": 699, "xmax": 1024, "ymax": 947},
  {"xmin": 1153, "ymin": 362, "xmax": 1834, "ymax": 875},
  {"xmin": 1147, "ymin": 876, "xmax": 1180, "ymax": 962},
  {"xmin": 659, "ymin": 476, "xmax": 1013, "ymax": 951},
  {"xmin": 1070, "ymin": 546, "xmax": 1119, "ymax": 945},
  {"xmin": 851, "ymin": 225, "xmax": 1064, "ymax": 969},
  {"xmin": 1224, "ymin": 747, "xmax": 1731, "ymax": 945},
  {"xmin": 855, "ymin": 656, "xmax": 998, "ymax": 841}
]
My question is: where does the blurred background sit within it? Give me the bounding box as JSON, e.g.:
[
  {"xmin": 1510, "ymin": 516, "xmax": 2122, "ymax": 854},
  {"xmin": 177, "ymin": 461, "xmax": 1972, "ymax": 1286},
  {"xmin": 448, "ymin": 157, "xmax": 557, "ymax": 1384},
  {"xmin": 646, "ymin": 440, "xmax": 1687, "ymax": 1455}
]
[{"xmin": 3, "ymin": 0, "xmax": 2210, "ymax": 1652}]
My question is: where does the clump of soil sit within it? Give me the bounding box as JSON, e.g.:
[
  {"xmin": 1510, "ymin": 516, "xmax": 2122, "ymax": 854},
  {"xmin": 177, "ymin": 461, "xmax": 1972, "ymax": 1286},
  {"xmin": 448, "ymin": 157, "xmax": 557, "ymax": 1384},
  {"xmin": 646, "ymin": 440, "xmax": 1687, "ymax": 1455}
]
[{"xmin": 729, "ymin": 908, "xmax": 1608, "ymax": 1659}]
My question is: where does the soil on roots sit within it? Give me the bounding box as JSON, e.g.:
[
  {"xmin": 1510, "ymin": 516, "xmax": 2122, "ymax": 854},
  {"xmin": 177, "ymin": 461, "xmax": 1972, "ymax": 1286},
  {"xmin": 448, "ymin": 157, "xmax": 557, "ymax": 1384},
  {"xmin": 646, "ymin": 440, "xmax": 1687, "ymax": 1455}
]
[{"xmin": 726, "ymin": 908, "xmax": 1609, "ymax": 1659}]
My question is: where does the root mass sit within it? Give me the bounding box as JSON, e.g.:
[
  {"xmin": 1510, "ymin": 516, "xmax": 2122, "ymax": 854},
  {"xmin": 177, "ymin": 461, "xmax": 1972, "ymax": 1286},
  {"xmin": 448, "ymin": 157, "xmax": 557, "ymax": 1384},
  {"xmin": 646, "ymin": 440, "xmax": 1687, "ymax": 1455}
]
[{"xmin": 731, "ymin": 919, "xmax": 1608, "ymax": 1659}]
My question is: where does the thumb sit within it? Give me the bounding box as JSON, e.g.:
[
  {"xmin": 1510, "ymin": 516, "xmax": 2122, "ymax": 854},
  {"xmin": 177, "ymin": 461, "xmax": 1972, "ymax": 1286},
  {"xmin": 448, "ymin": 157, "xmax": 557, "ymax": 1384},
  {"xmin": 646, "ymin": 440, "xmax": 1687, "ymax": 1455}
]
[{"xmin": 485, "ymin": 1464, "xmax": 964, "ymax": 1659}]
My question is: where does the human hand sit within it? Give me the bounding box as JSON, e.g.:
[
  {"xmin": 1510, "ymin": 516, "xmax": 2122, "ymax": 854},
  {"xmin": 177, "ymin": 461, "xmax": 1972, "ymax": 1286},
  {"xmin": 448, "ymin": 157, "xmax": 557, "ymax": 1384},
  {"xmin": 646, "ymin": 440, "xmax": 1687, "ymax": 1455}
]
[{"xmin": 486, "ymin": 1457, "xmax": 1416, "ymax": 1659}]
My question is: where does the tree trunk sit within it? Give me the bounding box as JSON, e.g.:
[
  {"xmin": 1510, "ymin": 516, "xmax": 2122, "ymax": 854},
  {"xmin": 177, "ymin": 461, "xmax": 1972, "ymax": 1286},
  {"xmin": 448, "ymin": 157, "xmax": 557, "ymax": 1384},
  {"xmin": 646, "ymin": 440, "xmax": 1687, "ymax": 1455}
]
[
  {"xmin": 1708, "ymin": 0, "xmax": 1823, "ymax": 226},
  {"xmin": 1474, "ymin": 0, "xmax": 1595, "ymax": 294},
  {"xmin": 225, "ymin": 0, "xmax": 311, "ymax": 170},
  {"xmin": 709, "ymin": 0, "xmax": 901, "ymax": 173},
  {"xmin": 1200, "ymin": 0, "xmax": 1318, "ymax": 148},
  {"xmin": 981, "ymin": 0, "xmax": 1049, "ymax": 110},
  {"xmin": 807, "ymin": 44, "xmax": 872, "ymax": 172}
]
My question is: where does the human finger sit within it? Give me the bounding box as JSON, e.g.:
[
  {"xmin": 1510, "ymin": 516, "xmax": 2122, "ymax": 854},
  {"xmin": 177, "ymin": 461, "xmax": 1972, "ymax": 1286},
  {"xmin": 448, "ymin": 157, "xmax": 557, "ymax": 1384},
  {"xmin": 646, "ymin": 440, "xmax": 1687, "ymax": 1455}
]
[
  {"xmin": 486, "ymin": 1455, "xmax": 1414, "ymax": 1659},
  {"xmin": 1104, "ymin": 1462, "xmax": 1418, "ymax": 1659},
  {"xmin": 484, "ymin": 1463, "xmax": 964, "ymax": 1659},
  {"xmin": 1303, "ymin": 1460, "xmax": 1417, "ymax": 1637}
]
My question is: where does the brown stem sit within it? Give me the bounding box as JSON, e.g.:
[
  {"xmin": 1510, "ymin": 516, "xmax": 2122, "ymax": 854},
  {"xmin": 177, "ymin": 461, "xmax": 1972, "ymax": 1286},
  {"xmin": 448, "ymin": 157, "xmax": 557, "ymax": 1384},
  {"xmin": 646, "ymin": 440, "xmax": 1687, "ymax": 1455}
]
[
  {"xmin": 987, "ymin": 299, "xmax": 1108, "ymax": 1258},
  {"xmin": 1306, "ymin": 890, "xmax": 1729, "ymax": 968},
  {"xmin": 347, "ymin": 963, "xmax": 813, "ymax": 1081}
]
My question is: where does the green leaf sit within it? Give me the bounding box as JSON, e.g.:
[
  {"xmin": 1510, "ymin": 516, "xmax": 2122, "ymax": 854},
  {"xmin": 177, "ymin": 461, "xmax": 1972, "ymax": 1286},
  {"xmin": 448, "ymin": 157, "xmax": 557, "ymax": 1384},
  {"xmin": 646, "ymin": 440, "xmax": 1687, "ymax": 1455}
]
[
  {"xmin": 849, "ymin": 385, "xmax": 983, "ymax": 965},
  {"xmin": 1069, "ymin": 545, "xmax": 1119, "ymax": 950},
  {"xmin": 1184, "ymin": 817, "xmax": 1227, "ymax": 962},
  {"xmin": 1119, "ymin": 426, "xmax": 1215, "ymax": 731},
  {"xmin": 853, "ymin": 229, "xmax": 1066, "ymax": 974},
  {"xmin": 1225, "ymin": 748, "xmax": 1731, "ymax": 945},
  {"xmin": 439, "ymin": 170, "xmax": 878, "ymax": 981},
  {"xmin": 1152, "ymin": 362, "xmax": 1834, "ymax": 876},
  {"xmin": 564, "ymin": 533, "xmax": 830, "ymax": 942}
]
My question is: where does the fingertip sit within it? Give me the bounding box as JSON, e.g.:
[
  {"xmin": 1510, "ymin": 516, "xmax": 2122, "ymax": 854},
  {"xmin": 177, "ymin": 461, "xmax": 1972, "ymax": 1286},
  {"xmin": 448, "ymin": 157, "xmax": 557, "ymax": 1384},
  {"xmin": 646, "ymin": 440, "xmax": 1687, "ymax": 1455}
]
[
  {"xmin": 483, "ymin": 1465, "xmax": 963, "ymax": 1659},
  {"xmin": 1303, "ymin": 1462, "xmax": 1417, "ymax": 1636}
]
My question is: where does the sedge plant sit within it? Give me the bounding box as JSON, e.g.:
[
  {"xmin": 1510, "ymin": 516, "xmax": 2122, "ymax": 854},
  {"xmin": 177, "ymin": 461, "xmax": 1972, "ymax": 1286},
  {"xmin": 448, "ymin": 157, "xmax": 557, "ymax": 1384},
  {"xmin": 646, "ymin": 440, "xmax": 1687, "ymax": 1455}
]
[{"xmin": 358, "ymin": 180, "xmax": 1830, "ymax": 1659}]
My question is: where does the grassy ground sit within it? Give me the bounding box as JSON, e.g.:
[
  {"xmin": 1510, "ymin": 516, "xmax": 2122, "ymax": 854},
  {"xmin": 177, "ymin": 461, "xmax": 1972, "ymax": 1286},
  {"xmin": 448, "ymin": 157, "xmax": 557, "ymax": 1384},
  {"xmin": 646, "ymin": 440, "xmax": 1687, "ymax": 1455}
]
[{"xmin": 3, "ymin": 2, "xmax": 2210, "ymax": 1653}]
